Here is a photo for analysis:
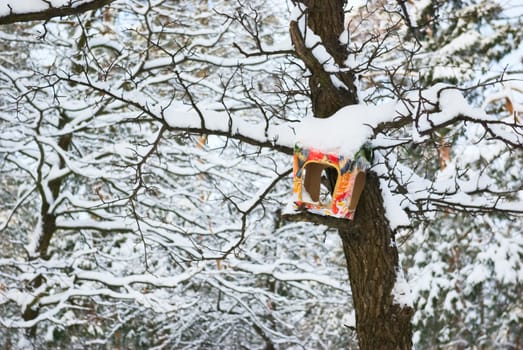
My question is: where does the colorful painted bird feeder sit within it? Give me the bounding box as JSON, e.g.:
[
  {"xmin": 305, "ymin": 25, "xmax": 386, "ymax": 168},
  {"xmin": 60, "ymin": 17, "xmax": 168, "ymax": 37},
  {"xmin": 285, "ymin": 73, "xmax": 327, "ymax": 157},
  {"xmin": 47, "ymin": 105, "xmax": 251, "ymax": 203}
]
[{"xmin": 292, "ymin": 143, "xmax": 371, "ymax": 220}]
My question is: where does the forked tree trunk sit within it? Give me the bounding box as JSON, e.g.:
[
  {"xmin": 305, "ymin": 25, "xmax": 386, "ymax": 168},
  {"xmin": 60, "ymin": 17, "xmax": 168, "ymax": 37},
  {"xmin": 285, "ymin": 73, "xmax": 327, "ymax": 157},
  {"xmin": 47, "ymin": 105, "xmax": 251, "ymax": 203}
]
[{"xmin": 290, "ymin": 0, "xmax": 413, "ymax": 348}]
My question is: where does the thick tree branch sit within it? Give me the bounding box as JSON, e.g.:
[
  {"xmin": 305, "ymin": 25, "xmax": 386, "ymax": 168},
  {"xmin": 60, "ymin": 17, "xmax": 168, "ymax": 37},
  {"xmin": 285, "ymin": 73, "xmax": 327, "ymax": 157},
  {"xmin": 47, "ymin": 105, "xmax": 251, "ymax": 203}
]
[
  {"xmin": 0, "ymin": 0, "xmax": 115, "ymax": 25},
  {"xmin": 289, "ymin": 1, "xmax": 358, "ymax": 117},
  {"xmin": 283, "ymin": 207, "xmax": 361, "ymax": 231}
]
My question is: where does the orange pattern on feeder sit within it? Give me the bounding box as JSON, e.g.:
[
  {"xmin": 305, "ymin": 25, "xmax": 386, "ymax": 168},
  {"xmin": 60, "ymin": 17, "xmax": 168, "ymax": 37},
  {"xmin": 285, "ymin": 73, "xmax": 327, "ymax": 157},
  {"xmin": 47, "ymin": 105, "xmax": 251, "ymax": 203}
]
[{"xmin": 292, "ymin": 143, "xmax": 370, "ymax": 220}]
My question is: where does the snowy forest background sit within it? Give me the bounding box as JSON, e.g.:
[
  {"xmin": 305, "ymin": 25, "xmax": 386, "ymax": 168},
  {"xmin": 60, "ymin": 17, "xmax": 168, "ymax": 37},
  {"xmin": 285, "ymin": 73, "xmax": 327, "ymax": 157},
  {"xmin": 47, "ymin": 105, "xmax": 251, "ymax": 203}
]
[{"xmin": 0, "ymin": 0, "xmax": 522, "ymax": 349}]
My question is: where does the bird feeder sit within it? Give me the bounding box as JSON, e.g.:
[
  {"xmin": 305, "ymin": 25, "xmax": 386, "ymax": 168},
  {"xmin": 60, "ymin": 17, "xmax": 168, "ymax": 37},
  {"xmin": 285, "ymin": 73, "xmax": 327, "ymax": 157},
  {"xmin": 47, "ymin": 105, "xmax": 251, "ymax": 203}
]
[{"xmin": 292, "ymin": 143, "xmax": 371, "ymax": 220}]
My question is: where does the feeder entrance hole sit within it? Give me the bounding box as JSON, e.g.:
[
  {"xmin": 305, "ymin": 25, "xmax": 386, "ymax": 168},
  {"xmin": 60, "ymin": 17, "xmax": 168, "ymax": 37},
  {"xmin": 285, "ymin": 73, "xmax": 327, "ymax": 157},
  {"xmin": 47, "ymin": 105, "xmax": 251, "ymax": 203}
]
[{"xmin": 302, "ymin": 162, "xmax": 339, "ymax": 206}]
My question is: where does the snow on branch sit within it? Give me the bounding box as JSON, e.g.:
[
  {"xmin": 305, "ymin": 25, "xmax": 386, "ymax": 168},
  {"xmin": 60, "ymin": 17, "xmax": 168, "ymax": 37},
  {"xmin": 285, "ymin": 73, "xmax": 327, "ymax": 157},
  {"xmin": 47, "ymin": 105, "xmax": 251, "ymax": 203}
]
[
  {"xmin": 75, "ymin": 267, "xmax": 201, "ymax": 289},
  {"xmin": 372, "ymin": 84, "xmax": 523, "ymax": 149},
  {"xmin": 375, "ymin": 150, "xmax": 523, "ymax": 217},
  {"xmin": 52, "ymin": 73, "xmax": 296, "ymax": 155},
  {"xmin": 229, "ymin": 260, "xmax": 346, "ymax": 291},
  {"xmin": 55, "ymin": 72, "xmax": 522, "ymax": 165},
  {"xmin": 0, "ymin": 0, "xmax": 115, "ymax": 25},
  {"xmin": 162, "ymin": 102, "xmax": 295, "ymax": 155}
]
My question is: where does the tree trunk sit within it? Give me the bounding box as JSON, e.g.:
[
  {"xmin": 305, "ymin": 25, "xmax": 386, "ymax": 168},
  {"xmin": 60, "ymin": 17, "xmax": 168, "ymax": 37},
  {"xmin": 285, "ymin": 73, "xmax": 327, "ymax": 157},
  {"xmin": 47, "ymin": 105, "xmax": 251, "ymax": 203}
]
[
  {"xmin": 23, "ymin": 121, "xmax": 72, "ymax": 335},
  {"xmin": 290, "ymin": 1, "xmax": 413, "ymax": 348},
  {"xmin": 341, "ymin": 173, "xmax": 413, "ymax": 349},
  {"xmin": 289, "ymin": 0, "xmax": 357, "ymax": 118}
]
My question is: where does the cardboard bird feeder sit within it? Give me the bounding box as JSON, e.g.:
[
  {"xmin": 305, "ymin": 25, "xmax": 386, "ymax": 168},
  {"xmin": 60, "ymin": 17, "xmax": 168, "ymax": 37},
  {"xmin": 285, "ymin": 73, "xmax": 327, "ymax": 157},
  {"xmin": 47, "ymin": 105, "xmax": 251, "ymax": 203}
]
[{"xmin": 292, "ymin": 143, "xmax": 371, "ymax": 220}]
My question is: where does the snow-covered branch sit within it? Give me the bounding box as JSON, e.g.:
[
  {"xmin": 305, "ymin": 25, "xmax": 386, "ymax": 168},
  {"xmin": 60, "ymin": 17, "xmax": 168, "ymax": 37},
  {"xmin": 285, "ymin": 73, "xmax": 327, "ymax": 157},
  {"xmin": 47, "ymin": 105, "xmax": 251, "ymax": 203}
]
[{"xmin": 0, "ymin": 0, "xmax": 115, "ymax": 24}]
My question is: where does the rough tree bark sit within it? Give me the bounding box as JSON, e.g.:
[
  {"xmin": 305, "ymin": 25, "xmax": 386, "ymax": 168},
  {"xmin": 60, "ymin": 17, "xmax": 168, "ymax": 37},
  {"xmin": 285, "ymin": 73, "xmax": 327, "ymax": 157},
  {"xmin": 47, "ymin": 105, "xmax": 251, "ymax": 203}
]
[
  {"xmin": 343, "ymin": 173, "xmax": 413, "ymax": 349},
  {"xmin": 289, "ymin": 1, "xmax": 414, "ymax": 348}
]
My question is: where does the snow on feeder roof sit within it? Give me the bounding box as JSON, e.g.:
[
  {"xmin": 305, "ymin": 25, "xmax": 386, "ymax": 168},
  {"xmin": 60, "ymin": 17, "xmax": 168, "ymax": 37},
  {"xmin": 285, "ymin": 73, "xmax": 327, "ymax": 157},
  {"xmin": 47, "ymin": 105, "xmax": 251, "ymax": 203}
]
[
  {"xmin": 291, "ymin": 106, "xmax": 382, "ymax": 220},
  {"xmin": 293, "ymin": 103, "xmax": 394, "ymax": 154},
  {"xmin": 292, "ymin": 142, "xmax": 371, "ymax": 220}
]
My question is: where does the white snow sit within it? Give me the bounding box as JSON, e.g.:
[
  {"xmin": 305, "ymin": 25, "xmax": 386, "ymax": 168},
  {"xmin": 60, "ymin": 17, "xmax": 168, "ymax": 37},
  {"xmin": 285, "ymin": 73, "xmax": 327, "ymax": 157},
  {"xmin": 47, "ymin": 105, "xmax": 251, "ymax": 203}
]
[
  {"xmin": 30, "ymin": 48, "xmax": 56, "ymax": 67},
  {"xmin": 380, "ymin": 179, "xmax": 410, "ymax": 230},
  {"xmin": 457, "ymin": 144, "xmax": 481, "ymax": 166},
  {"xmin": 405, "ymin": 0, "xmax": 431, "ymax": 27},
  {"xmin": 439, "ymin": 30, "xmax": 481, "ymax": 55},
  {"xmin": 163, "ymin": 101, "xmax": 296, "ymax": 149},
  {"xmin": 295, "ymin": 102, "xmax": 397, "ymax": 155},
  {"xmin": 231, "ymin": 260, "xmax": 345, "ymax": 290},
  {"xmin": 465, "ymin": 264, "xmax": 489, "ymax": 285},
  {"xmin": 0, "ymin": 0, "xmax": 95, "ymax": 16},
  {"xmin": 76, "ymin": 267, "xmax": 201, "ymax": 288},
  {"xmin": 26, "ymin": 214, "xmax": 43, "ymax": 258},
  {"xmin": 342, "ymin": 310, "xmax": 356, "ymax": 328},
  {"xmin": 392, "ymin": 267, "xmax": 413, "ymax": 308},
  {"xmin": 4, "ymin": 289, "xmax": 34, "ymax": 310}
]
